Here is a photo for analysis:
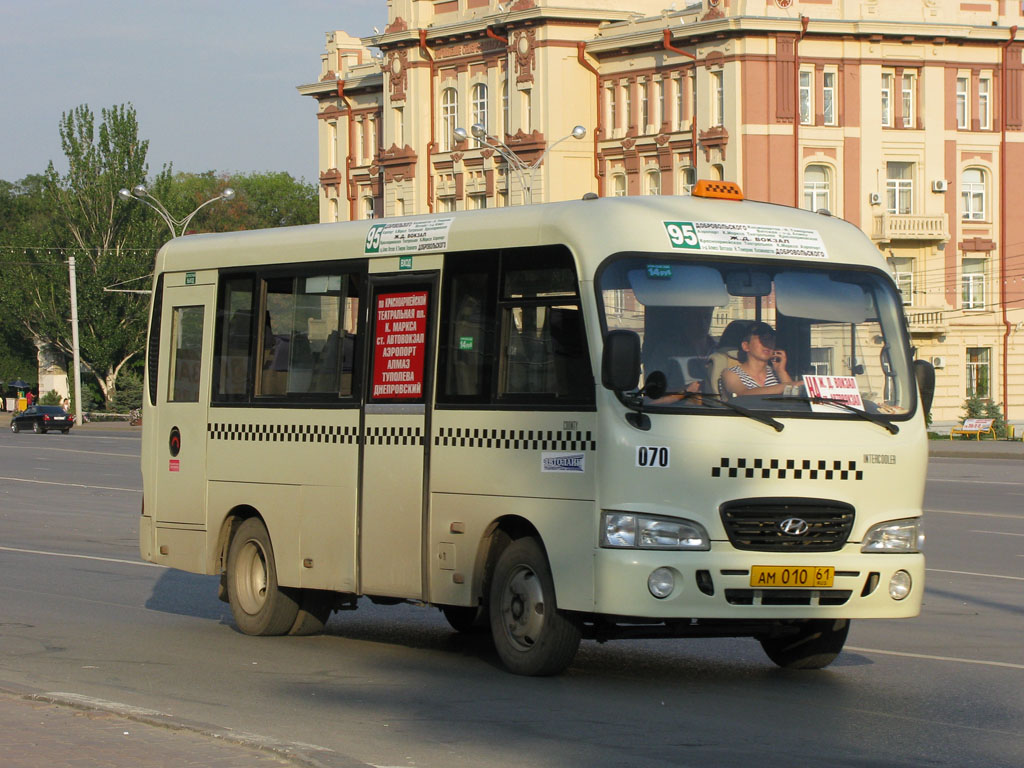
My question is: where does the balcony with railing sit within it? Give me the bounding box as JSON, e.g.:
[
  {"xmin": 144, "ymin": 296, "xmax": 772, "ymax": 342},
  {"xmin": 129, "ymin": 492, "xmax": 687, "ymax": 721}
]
[
  {"xmin": 872, "ymin": 213, "xmax": 949, "ymax": 243},
  {"xmin": 904, "ymin": 308, "xmax": 946, "ymax": 336}
]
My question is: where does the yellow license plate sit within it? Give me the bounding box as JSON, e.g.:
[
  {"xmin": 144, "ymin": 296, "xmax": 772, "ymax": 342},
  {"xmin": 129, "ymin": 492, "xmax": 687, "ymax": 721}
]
[{"xmin": 750, "ymin": 566, "xmax": 835, "ymax": 588}]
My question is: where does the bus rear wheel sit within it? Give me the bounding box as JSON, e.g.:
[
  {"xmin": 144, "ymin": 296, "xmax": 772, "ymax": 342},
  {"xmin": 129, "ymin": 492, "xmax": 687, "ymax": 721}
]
[
  {"xmin": 226, "ymin": 517, "xmax": 300, "ymax": 636},
  {"xmin": 488, "ymin": 537, "xmax": 581, "ymax": 676},
  {"xmin": 759, "ymin": 619, "xmax": 850, "ymax": 670}
]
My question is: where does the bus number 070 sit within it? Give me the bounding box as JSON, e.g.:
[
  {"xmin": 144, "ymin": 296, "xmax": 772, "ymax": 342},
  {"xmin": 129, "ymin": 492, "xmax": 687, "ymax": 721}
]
[{"xmin": 636, "ymin": 446, "xmax": 670, "ymax": 468}]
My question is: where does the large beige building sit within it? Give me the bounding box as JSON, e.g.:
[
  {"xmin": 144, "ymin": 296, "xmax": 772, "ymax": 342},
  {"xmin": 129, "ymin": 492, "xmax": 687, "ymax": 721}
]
[{"xmin": 298, "ymin": 0, "xmax": 1024, "ymax": 425}]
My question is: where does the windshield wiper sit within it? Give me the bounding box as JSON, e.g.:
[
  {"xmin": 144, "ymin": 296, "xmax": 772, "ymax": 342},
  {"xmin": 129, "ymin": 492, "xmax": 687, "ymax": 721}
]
[
  {"xmin": 672, "ymin": 390, "xmax": 784, "ymax": 432},
  {"xmin": 767, "ymin": 395, "xmax": 899, "ymax": 434}
]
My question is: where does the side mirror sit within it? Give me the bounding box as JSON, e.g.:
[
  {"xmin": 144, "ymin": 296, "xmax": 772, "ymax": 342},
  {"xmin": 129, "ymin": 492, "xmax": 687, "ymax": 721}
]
[
  {"xmin": 914, "ymin": 359, "xmax": 935, "ymax": 416},
  {"xmin": 601, "ymin": 330, "xmax": 641, "ymax": 392}
]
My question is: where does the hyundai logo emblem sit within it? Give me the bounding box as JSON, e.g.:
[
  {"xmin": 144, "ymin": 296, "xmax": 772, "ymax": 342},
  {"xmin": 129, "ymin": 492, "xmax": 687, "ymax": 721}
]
[{"xmin": 779, "ymin": 517, "xmax": 810, "ymax": 536}]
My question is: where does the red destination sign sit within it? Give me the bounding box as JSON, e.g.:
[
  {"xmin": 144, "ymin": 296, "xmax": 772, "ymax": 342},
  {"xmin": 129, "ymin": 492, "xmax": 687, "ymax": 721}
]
[{"xmin": 372, "ymin": 291, "xmax": 428, "ymax": 399}]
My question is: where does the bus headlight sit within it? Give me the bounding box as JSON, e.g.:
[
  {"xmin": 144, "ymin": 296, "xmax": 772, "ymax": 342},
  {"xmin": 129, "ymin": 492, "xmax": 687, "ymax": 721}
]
[
  {"xmin": 601, "ymin": 513, "xmax": 710, "ymax": 550},
  {"xmin": 861, "ymin": 518, "xmax": 924, "ymax": 553}
]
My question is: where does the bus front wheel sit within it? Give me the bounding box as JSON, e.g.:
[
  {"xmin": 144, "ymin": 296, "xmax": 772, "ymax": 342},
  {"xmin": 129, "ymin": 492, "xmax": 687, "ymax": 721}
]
[
  {"xmin": 488, "ymin": 537, "xmax": 581, "ymax": 676},
  {"xmin": 759, "ymin": 619, "xmax": 850, "ymax": 670},
  {"xmin": 226, "ymin": 517, "xmax": 300, "ymax": 636}
]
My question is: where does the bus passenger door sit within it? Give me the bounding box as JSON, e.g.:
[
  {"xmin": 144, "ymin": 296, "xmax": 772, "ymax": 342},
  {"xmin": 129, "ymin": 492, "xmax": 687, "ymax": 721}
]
[
  {"xmin": 153, "ymin": 276, "xmax": 215, "ymax": 529},
  {"xmin": 360, "ymin": 275, "xmax": 437, "ymax": 600}
]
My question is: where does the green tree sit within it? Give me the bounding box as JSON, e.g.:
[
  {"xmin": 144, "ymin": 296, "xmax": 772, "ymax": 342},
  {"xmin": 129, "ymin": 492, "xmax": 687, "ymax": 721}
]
[{"xmin": 7, "ymin": 104, "xmax": 168, "ymax": 406}]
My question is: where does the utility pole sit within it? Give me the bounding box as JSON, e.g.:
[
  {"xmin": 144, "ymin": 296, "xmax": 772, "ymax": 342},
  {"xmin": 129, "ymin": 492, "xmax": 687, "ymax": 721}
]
[{"xmin": 68, "ymin": 255, "xmax": 84, "ymax": 427}]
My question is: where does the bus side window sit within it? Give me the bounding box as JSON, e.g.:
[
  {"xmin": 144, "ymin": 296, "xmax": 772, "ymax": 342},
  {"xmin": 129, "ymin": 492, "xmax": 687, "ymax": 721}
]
[
  {"xmin": 497, "ymin": 249, "xmax": 593, "ymax": 404},
  {"xmin": 214, "ymin": 276, "xmax": 255, "ymax": 399},
  {"xmin": 168, "ymin": 305, "xmax": 205, "ymax": 403}
]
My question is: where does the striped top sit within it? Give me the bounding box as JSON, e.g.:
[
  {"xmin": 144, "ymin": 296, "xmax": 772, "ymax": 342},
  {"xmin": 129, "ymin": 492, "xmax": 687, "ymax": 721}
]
[{"xmin": 724, "ymin": 364, "xmax": 779, "ymax": 391}]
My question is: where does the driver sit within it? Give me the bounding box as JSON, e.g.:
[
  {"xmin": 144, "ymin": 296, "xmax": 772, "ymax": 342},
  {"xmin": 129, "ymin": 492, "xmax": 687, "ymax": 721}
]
[{"xmin": 719, "ymin": 321, "xmax": 799, "ymax": 397}]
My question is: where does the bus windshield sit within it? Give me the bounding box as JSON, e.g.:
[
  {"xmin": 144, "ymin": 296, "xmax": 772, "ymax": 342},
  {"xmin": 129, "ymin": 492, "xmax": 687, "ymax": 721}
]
[{"xmin": 598, "ymin": 256, "xmax": 916, "ymax": 419}]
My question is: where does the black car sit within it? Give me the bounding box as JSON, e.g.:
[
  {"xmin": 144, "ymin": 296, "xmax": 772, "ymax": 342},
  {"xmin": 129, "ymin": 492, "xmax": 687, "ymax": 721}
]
[{"xmin": 10, "ymin": 405, "xmax": 74, "ymax": 434}]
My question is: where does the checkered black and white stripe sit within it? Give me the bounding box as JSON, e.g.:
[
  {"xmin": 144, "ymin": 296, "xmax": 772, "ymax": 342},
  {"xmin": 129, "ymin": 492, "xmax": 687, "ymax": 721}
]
[
  {"xmin": 712, "ymin": 457, "xmax": 863, "ymax": 481},
  {"xmin": 364, "ymin": 426, "xmax": 424, "ymax": 446},
  {"xmin": 208, "ymin": 423, "xmax": 360, "ymax": 444},
  {"xmin": 434, "ymin": 427, "xmax": 596, "ymax": 452}
]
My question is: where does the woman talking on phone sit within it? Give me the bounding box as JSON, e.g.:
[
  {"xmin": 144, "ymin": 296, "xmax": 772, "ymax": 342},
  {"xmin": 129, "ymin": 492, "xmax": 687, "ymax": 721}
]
[{"xmin": 719, "ymin": 321, "xmax": 799, "ymax": 398}]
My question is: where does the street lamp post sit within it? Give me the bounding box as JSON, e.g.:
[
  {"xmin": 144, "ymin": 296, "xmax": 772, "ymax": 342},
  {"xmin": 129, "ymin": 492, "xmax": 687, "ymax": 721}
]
[
  {"xmin": 118, "ymin": 184, "xmax": 236, "ymax": 239},
  {"xmin": 452, "ymin": 124, "xmax": 586, "ymax": 205}
]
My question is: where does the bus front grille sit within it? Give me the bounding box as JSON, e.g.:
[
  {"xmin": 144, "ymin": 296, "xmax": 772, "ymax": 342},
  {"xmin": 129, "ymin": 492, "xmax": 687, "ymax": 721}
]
[
  {"xmin": 725, "ymin": 589, "xmax": 853, "ymax": 607},
  {"xmin": 719, "ymin": 499, "xmax": 854, "ymax": 552}
]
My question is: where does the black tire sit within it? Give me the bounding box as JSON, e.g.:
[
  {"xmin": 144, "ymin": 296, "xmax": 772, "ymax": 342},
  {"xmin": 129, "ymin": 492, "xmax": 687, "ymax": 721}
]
[
  {"xmin": 288, "ymin": 589, "xmax": 333, "ymax": 636},
  {"xmin": 441, "ymin": 605, "xmax": 488, "ymax": 634},
  {"xmin": 759, "ymin": 619, "xmax": 850, "ymax": 670},
  {"xmin": 488, "ymin": 537, "xmax": 581, "ymax": 676},
  {"xmin": 226, "ymin": 517, "xmax": 300, "ymax": 636}
]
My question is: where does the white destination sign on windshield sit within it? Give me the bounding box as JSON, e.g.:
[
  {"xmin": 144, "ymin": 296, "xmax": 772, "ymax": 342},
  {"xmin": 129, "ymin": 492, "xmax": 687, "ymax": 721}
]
[
  {"xmin": 663, "ymin": 221, "xmax": 828, "ymax": 259},
  {"xmin": 365, "ymin": 217, "xmax": 455, "ymax": 255}
]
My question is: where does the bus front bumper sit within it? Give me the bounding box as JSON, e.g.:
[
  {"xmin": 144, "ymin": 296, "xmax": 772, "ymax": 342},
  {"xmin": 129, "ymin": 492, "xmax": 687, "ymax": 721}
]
[{"xmin": 591, "ymin": 545, "xmax": 924, "ymax": 620}]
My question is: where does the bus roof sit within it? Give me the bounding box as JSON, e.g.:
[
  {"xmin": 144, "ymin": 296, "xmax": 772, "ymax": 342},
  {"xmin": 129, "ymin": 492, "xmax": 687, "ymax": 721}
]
[{"xmin": 153, "ymin": 195, "xmax": 886, "ymax": 277}]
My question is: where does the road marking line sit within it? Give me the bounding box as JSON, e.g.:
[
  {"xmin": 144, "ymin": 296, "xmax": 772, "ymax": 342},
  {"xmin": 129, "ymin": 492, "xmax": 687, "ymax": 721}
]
[
  {"xmin": 970, "ymin": 530, "xmax": 1024, "ymax": 537},
  {"xmin": 927, "ymin": 567, "xmax": 1024, "ymax": 582},
  {"xmin": 0, "ymin": 545, "xmax": 164, "ymax": 568},
  {"xmin": 0, "ymin": 476, "xmax": 140, "ymax": 493},
  {"xmin": 0, "ymin": 445, "xmax": 136, "ymax": 458},
  {"xmin": 925, "ymin": 508, "xmax": 1022, "ymax": 520},
  {"xmin": 847, "ymin": 647, "xmax": 1024, "ymax": 670}
]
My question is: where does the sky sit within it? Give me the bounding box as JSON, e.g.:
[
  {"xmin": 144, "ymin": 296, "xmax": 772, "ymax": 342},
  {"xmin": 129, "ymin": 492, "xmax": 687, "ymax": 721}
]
[{"xmin": 0, "ymin": 0, "xmax": 386, "ymax": 184}]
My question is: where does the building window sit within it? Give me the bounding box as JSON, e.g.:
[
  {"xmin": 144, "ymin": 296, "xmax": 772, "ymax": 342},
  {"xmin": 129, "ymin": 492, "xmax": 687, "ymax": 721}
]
[
  {"xmin": 393, "ymin": 108, "xmax": 404, "ymax": 147},
  {"xmin": 886, "ymin": 162, "xmax": 913, "ymax": 214},
  {"xmin": 606, "ymin": 84, "xmax": 617, "ymax": 132},
  {"xmin": 799, "ymin": 70, "xmax": 812, "ymax": 125},
  {"xmin": 363, "ymin": 196, "xmax": 375, "ymax": 220},
  {"xmin": 394, "ymin": 198, "xmax": 405, "ymax": 217},
  {"xmin": 961, "ymin": 168, "xmax": 986, "ymax": 220},
  {"xmin": 675, "ymin": 74, "xmax": 686, "ymax": 131},
  {"xmin": 645, "ymin": 170, "xmax": 661, "ymax": 196},
  {"xmin": 438, "ymin": 196, "xmax": 456, "ymax": 213},
  {"xmin": 823, "ymin": 71, "xmax": 836, "ymax": 125},
  {"xmin": 711, "ymin": 70, "xmax": 724, "ymax": 126},
  {"xmin": 441, "ymin": 86, "xmax": 459, "ymax": 151},
  {"xmin": 622, "ymin": 82, "xmax": 632, "ymax": 130},
  {"xmin": 522, "ymin": 88, "xmax": 532, "ymax": 132},
  {"xmin": 962, "ymin": 258, "xmax": 986, "ymax": 311},
  {"xmin": 956, "ymin": 77, "xmax": 969, "ymax": 129},
  {"xmin": 468, "ymin": 192, "xmax": 487, "ymax": 210},
  {"xmin": 328, "ymin": 197, "xmax": 339, "ymax": 222},
  {"xmin": 471, "ymin": 83, "xmax": 488, "ymax": 132},
  {"xmin": 881, "ymin": 73, "xmax": 893, "ymax": 127},
  {"xmin": 640, "ymin": 79, "xmax": 650, "ymax": 130},
  {"xmin": 679, "ymin": 166, "xmax": 696, "ymax": 195},
  {"xmin": 327, "ymin": 121, "xmax": 338, "ymax": 169},
  {"xmin": 502, "ymin": 80, "xmax": 510, "ymax": 136},
  {"xmin": 890, "ymin": 257, "xmax": 914, "ymax": 306},
  {"xmin": 966, "ymin": 347, "xmax": 991, "ymax": 399},
  {"xmin": 979, "ymin": 76, "xmax": 992, "ymax": 129},
  {"xmin": 612, "ymin": 174, "xmax": 626, "ymax": 197},
  {"xmin": 657, "ymin": 78, "xmax": 665, "ymax": 128},
  {"xmin": 711, "ymin": 163, "xmax": 724, "ymax": 181},
  {"xmin": 809, "ymin": 347, "xmax": 833, "ymax": 376},
  {"xmin": 803, "ymin": 165, "xmax": 831, "ymax": 213},
  {"xmin": 901, "ymin": 73, "xmax": 916, "ymax": 127}
]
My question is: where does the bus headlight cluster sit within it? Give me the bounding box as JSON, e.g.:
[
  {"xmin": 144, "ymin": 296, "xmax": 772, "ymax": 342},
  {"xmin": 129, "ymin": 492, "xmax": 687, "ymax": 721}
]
[
  {"xmin": 860, "ymin": 518, "xmax": 924, "ymax": 553},
  {"xmin": 601, "ymin": 512, "xmax": 710, "ymax": 550}
]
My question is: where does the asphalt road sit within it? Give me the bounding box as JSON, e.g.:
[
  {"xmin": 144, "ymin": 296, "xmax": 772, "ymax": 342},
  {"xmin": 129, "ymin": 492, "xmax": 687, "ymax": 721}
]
[{"xmin": 0, "ymin": 426, "xmax": 1021, "ymax": 767}]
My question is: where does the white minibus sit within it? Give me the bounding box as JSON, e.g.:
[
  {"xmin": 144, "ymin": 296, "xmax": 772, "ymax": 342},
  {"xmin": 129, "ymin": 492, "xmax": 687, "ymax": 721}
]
[{"xmin": 140, "ymin": 182, "xmax": 931, "ymax": 675}]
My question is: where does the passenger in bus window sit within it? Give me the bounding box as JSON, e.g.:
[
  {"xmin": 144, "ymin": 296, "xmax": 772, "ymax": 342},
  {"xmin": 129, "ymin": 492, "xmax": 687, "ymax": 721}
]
[
  {"xmin": 643, "ymin": 307, "xmax": 716, "ymax": 395},
  {"xmin": 719, "ymin": 321, "xmax": 799, "ymax": 397}
]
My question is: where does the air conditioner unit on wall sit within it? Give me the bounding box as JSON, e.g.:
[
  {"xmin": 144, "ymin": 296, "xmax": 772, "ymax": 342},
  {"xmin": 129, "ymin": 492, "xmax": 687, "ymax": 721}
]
[
  {"xmin": 931, "ymin": 356, "xmax": 946, "ymax": 369},
  {"xmin": 869, "ymin": 192, "xmax": 882, "ymax": 205},
  {"xmin": 931, "ymin": 179, "xmax": 948, "ymax": 193}
]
